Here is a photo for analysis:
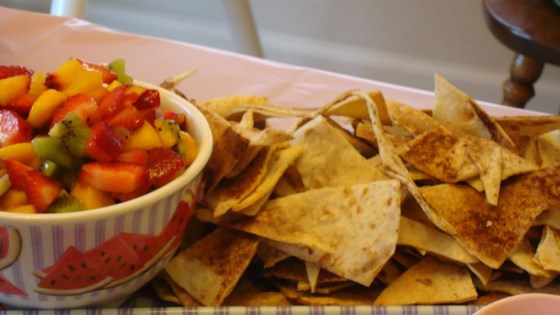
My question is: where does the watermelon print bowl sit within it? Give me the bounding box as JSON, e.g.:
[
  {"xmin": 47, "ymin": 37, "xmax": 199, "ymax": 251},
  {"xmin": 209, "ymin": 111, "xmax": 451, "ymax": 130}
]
[{"xmin": 0, "ymin": 82, "xmax": 213, "ymax": 309}]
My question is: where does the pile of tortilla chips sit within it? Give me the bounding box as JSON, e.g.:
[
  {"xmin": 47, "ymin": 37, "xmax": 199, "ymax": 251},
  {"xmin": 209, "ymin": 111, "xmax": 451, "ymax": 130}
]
[{"xmin": 153, "ymin": 73, "xmax": 560, "ymax": 307}]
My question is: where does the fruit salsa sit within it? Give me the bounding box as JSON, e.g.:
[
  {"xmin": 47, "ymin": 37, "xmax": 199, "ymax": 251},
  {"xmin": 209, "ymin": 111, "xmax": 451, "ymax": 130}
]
[{"xmin": 0, "ymin": 58, "xmax": 197, "ymax": 213}]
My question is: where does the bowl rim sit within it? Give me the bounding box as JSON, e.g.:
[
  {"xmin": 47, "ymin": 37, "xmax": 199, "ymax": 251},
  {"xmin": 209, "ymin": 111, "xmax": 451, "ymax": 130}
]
[
  {"xmin": 0, "ymin": 80, "xmax": 213, "ymax": 225},
  {"xmin": 474, "ymin": 293, "xmax": 560, "ymax": 315}
]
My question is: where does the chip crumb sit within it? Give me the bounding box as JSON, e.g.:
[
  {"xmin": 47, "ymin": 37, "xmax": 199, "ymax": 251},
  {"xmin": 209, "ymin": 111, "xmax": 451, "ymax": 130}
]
[{"xmin": 486, "ymin": 220, "xmax": 493, "ymax": 228}]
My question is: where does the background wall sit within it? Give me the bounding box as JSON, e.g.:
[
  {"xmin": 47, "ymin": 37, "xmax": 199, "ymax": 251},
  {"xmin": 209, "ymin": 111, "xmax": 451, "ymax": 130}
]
[{"xmin": 2, "ymin": 0, "xmax": 559, "ymax": 113}]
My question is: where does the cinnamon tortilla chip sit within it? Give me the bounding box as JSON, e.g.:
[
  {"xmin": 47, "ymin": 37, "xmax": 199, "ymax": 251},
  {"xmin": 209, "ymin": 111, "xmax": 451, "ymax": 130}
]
[
  {"xmin": 386, "ymin": 99, "xmax": 442, "ymax": 136},
  {"xmin": 290, "ymin": 115, "xmax": 388, "ymax": 190},
  {"xmin": 535, "ymin": 225, "xmax": 560, "ymax": 272},
  {"xmin": 374, "ymin": 256, "xmax": 477, "ymax": 305},
  {"xmin": 198, "ymin": 106, "xmax": 249, "ymax": 191},
  {"xmin": 165, "ymin": 227, "xmax": 259, "ymax": 306},
  {"xmin": 496, "ymin": 115, "xmax": 560, "ymax": 137},
  {"xmin": 432, "ymin": 74, "xmax": 517, "ymax": 153},
  {"xmin": 275, "ymin": 281, "xmax": 382, "ymax": 306},
  {"xmin": 419, "ymin": 165, "xmax": 560, "ymax": 268},
  {"xmin": 398, "ymin": 216, "xmax": 478, "ymax": 264},
  {"xmin": 234, "ymin": 180, "xmax": 402, "ymax": 286},
  {"xmin": 509, "ymin": 238, "xmax": 549, "ymax": 277}
]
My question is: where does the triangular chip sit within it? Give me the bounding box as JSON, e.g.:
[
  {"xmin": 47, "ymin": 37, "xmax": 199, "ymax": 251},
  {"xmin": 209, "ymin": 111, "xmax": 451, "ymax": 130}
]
[
  {"xmin": 374, "ymin": 256, "xmax": 477, "ymax": 305},
  {"xmin": 401, "ymin": 126, "xmax": 480, "ymax": 182},
  {"xmin": 464, "ymin": 136, "xmax": 503, "ymax": 205},
  {"xmin": 386, "ymin": 99, "xmax": 442, "ymax": 136},
  {"xmin": 198, "ymin": 106, "xmax": 250, "ymax": 191},
  {"xmin": 509, "ymin": 238, "xmax": 549, "ymax": 277},
  {"xmin": 234, "ymin": 180, "xmax": 401, "ymax": 286},
  {"xmin": 433, "ymin": 74, "xmax": 517, "ymax": 153},
  {"xmin": 534, "ymin": 210, "xmax": 560, "ymax": 230},
  {"xmin": 232, "ymin": 145, "xmax": 303, "ymax": 213},
  {"xmin": 467, "ymin": 262, "xmax": 494, "ymax": 286},
  {"xmin": 165, "ymin": 227, "xmax": 259, "ymax": 306},
  {"xmin": 481, "ymin": 280, "xmax": 560, "ymax": 296},
  {"xmin": 535, "ymin": 225, "xmax": 560, "ymax": 272},
  {"xmin": 495, "ymin": 115, "xmax": 560, "ymax": 137},
  {"xmin": 275, "ymin": 281, "xmax": 381, "ymax": 306},
  {"xmin": 204, "ymin": 145, "xmax": 276, "ymax": 217},
  {"xmin": 419, "ymin": 165, "xmax": 560, "ymax": 268},
  {"xmin": 398, "ymin": 216, "xmax": 478, "ymax": 264},
  {"xmin": 537, "ymin": 131, "xmax": 560, "ymax": 167},
  {"xmin": 305, "ymin": 262, "xmax": 320, "ymax": 293},
  {"xmin": 202, "ymin": 95, "xmax": 311, "ymax": 120},
  {"xmin": 223, "ymin": 279, "xmax": 291, "ymax": 306},
  {"xmin": 290, "ymin": 115, "xmax": 388, "ymax": 190}
]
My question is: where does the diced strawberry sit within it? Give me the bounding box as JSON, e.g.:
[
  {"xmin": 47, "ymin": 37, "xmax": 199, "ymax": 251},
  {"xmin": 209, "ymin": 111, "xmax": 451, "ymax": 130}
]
[
  {"xmin": 85, "ymin": 122, "xmax": 122, "ymax": 162},
  {"xmin": 98, "ymin": 84, "xmax": 127, "ymax": 118},
  {"xmin": 24, "ymin": 170, "xmax": 62, "ymax": 212},
  {"xmin": 5, "ymin": 159, "xmax": 34, "ymax": 190},
  {"xmin": 146, "ymin": 147, "xmax": 185, "ymax": 188},
  {"xmin": 76, "ymin": 59, "xmax": 118, "ymax": 84},
  {"xmin": 140, "ymin": 109, "xmax": 157, "ymax": 126},
  {"xmin": 133, "ymin": 89, "xmax": 160, "ymax": 110},
  {"xmin": 0, "ymin": 65, "xmax": 33, "ymax": 80},
  {"xmin": 105, "ymin": 106, "xmax": 144, "ymax": 130},
  {"xmin": 79, "ymin": 162, "xmax": 148, "ymax": 194},
  {"xmin": 116, "ymin": 149, "xmax": 148, "ymax": 166},
  {"xmin": 4, "ymin": 94, "xmax": 35, "ymax": 117},
  {"xmin": 110, "ymin": 180, "xmax": 151, "ymax": 202},
  {"xmin": 0, "ymin": 109, "xmax": 33, "ymax": 147},
  {"xmin": 51, "ymin": 94, "xmax": 101, "ymax": 127}
]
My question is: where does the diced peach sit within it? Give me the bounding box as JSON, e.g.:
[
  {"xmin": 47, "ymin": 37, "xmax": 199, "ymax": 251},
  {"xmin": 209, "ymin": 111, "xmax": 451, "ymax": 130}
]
[
  {"xmin": 122, "ymin": 120, "xmax": 162, "ymax": 151},
  {"xmin": 4, "ymin": 204, "xmax": 37, "ymax": 214},
  {"xmin": 27, "ymin": 89, "xmax": 66, "ymax": 128},
  {"xmin": 0, "ymin": 75, "xmax": 31, "ymax": 106},
  {"xmin": 28, "ymin": 72, "xmax": 48, "ymax": 97},
  {"xmin": 180, "ymin": 131, "xmax": 198, "ymax": 166},
  {"xmin": 0, "ymin": 142, "xmax": 38, "ymax": 165},
  {"xmin": 0, "ymin": 189, "xmax": 28, "ymax": 209},
  {"xmin": 70, "ymin": 182, "xmax": 115, "ymax": 210},
  {"xmin": 45, "ymin": 58, "xmax": 83, "ymax": 90},
  {"xmin": 62, "ymin": 69, "xmax": 103, "ymax": 97}
]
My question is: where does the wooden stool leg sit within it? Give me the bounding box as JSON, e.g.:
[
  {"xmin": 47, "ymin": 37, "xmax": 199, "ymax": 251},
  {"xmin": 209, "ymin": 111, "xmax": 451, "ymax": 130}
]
[{"xmin": 502, "ymin": 54, "xmax": 544, "ymax": 108}]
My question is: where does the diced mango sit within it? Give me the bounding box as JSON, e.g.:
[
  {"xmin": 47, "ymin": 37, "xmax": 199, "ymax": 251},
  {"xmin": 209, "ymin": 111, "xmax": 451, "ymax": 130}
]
[
  {"xmin": 107, "ymin": 80, "xmax": 122, "ymax": 91},
  {"xmin": 0, "ymin": 142, "xmax": 38, "ymax": 165},
  {"xmin": 123, "ymin": 121, "xmax": 162, "ymax": 151},
  {"xmin": 63, "ymin": 69, "xmax": 103, "ymax": 97},
  {"xmin": 0, "ymin": 75, "xmax": 31, "ymax": 106},
  {"xmin": 0, "ymin": 189, "xmax": 28, "ymax": 209},
  {"xmin": 28, "ymin": 72, "xmax": 48, "ymax": 97},
  {"xmin": 27, "ymin": 89, "xmax": 67, "ymax": 128},
  {"xmin": 5, "ymin": 204, "xmax": 37, "ymax": 214},
  {"xmin": 71, "ymin": 182, "xmax": 115, "ymax": 210},
  {"xmin": 48, "ymin": 58, "xmax": 83, "ymax": 90},
  {"xmin": 155, "ymin": 118, "xmax": 180, "ymax": 148},
  {"xmin": 88, "ymin": 85, "xmax": 108, "ymax": 104},
  {"xmin": 180, "ymin": 131, "xmax": 198, "ymax": 166}
]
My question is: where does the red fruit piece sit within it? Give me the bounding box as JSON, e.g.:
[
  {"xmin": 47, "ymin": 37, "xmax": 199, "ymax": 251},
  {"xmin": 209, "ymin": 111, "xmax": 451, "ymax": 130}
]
[
  {"xmin": 5, "ymin": 159, "xmax": 34, "ymax": 190},
  {"xmin": 133, "ymin": 89, "xmax": 159, "ymax": 110},
  {"xmin": 0, "ymin": 109, "xmax": 33, "ymax": 147},
  {"xmin": 24, "ymin": 170, "xmax": 62, "ymax": 212},
  {"xmin": 4, "ymin": 94, "xmax": 35, "ymax": 117},
  {"xmin": 105, "ymin": 106, "xmax": 144, "ymax": 130},
  {"xmin": 0, "ymin": 65, "xmax": 33, "ymax": 80},
  {"xmin": 99, "ymin": 84, "xmax": 127, "ymax": 119},
  {"xmin": 79, "ymin": 162, "xmax": 147, "ymax": 194},
  {"xmin": 86, "ymin": 122, "xmax": 122, "ymax": 162},
  {"xmin": 162, "ymin": 111, "xmax": 187, "ymax": 130},
  {"xmin": 51, "ymin": 94, "xmax": 100, "ymax": 127},
  {"xmin": 146, "ymin": 147, "xmax": 185, "ymax": 188},
  {"xmin": 76, "ymin": 59, "xmax": 118, "ymax": 84}
]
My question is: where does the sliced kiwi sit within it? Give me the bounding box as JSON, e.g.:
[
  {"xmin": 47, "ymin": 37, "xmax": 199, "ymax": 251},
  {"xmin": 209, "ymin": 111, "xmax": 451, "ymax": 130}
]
[
  {"xmin": 48, "ymin": 112, "xmax": 91, "ymax": 157},
  {"xmin": 39, "ymin": 160, "xmax": 59, "ymax": 178},
  {"xmin": 31, "ymin": 137, "xmax": 75, "ymax": 168},
  {"xmin": 109, "ymin": 58, "xmax": 133, "ymax": 84},
  {"xmin": 47, "ymin": 194, "xmax": 85, "ymax": 213}
]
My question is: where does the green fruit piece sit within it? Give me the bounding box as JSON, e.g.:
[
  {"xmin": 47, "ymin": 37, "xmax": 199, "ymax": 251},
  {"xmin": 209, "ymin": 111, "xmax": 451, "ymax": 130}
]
[
  {"xmin": 175, "ymin": 137, "xmax": 188, "ymax": 163},
  {"xmin": 47, "ymin": 194, "xmax": 85, "ymax": 213},
  {"xmin": 0, "ymin": 173, "xmax": 11, "ymax": 197},
  {"xmin": 108, "ymin": 59, "xmax": 133, "ymax": 84},
  {"xmin": 31, "ymin": 137, "xmax": 75, "ymax": 168},
  {"xmin": 40, "ymin": 160, "xmax": 59, "ymax": 178},
  {"xmin": 48, "ymin": 112, "xmax": 91, "ymax": 157}
]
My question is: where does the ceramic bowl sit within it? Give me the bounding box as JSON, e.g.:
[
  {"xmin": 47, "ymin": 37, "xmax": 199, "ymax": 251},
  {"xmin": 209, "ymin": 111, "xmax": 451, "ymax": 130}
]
[
  {"xmin": 0, "ymin": 82, "xmax": 213, "ymax": 309},
  {"xmin": 474, "ymin": 293, "xmax": 560, "ymax": 315}
]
